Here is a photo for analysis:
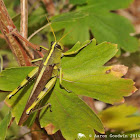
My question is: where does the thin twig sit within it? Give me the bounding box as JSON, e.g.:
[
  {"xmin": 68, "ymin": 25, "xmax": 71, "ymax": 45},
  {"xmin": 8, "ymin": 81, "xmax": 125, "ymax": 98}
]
[
  {"xmin": 20, "ymin": 0, "xmax": 28, "ymax": 38},
  {"xmin": 28, "ymin": 23, "xmax": 50, "ymax": 41},
  {"xmin": 0, "ymin": 0, "xmax": 32, "ymax": 66},
  {"xmin": 20, "ymin": 0, "xmax": 34, "ymax": 58}
]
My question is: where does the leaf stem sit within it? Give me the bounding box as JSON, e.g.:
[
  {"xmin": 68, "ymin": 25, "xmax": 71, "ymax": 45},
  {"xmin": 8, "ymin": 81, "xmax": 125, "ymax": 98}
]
[{"xmin": 0, "ymin": 55, "xmax": 3, "ymax": 72}]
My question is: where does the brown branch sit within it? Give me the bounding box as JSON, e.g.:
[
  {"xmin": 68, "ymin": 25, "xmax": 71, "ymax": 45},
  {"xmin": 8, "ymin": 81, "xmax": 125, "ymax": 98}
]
[
  {"xmin": 20, "ymin": 0, "xmax": 36, "ymax": 59},
  {"xmin": 12, "ymin": 31, "xmax": 44, "ymax": 58},
  {"xmin": 0, "ymin": 0, "xmax": 31, "ymax": 66}
]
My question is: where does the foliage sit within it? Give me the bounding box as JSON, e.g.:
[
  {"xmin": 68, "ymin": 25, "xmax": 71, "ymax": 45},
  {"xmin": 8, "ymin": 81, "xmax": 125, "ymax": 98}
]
[
  {"xmin": 3, "ymin": 0, "xmax": 139, "ymax": 54},
  {"xmin": 0, "ymin": 0, "xmax": 140, "ymax": 140},
  {"xmin": 0, "ymin": 104, "xmax": 20, "ymax": 139},
  {"xmin": 51, "ymin": 0, "xmax": 138, "ymax": 54},
  {"xmin": 99, "ymin": 104, "xmax": 140, "ymax": 132},
  {"xmin": 0, "ymin": 112, "xmax": 11, "ymax": 140},
  {"xmin": 0, "ymin": 39, "xmax": 137, "ymax": 140}
]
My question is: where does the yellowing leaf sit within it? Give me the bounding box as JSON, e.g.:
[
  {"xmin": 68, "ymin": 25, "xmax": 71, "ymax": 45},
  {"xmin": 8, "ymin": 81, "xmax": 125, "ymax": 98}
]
[{"xmin": 99, "ymin": 104, "xmax": 140, "ymax": 132}]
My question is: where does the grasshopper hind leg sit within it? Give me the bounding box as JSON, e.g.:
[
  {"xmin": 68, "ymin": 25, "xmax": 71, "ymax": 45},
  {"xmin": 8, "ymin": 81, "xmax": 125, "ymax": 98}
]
[
  {"xmin": 27, "ymin": 103, "xmax": 52, "ymax": 115},
  {"xmin": 7, "ymin": 67, "xmax": 39, "ymax": 99},
  {"xmin": 26, "ymin": 76, "xmax": 57, "ymax": 115}
]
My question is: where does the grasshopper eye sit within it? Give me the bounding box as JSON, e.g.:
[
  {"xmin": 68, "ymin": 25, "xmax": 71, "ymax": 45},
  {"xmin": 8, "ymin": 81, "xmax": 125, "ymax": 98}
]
[
  {"xmin": 55, "ymin": 44, "xmax": 62, "ymax": 50},
  {"xmin": 51, "ymin": 41, "xmax": 54, "ymax": 46}
]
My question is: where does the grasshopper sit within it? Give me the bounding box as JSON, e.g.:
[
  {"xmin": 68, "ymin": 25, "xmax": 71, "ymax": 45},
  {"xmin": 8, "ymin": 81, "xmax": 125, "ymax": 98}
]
[{"xmin": 6, "ymin": 22, "xmax": 92, "ymax": 124}]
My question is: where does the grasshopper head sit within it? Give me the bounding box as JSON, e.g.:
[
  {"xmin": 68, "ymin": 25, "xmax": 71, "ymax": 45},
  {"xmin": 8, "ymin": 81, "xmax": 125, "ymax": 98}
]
[{"xmin": 51, "ymin": 41, "xmax": 64, "ymax": 51}]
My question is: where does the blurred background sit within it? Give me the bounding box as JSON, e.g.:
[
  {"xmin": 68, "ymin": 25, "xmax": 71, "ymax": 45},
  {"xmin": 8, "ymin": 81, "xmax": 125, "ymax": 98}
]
[{"xmin": 0, "ymin": 0, "xmax": 140, "ymax": 139}]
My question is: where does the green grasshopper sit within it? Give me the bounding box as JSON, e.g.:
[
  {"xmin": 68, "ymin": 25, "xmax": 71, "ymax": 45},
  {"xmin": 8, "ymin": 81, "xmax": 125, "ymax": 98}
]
[{"xmin": 6, "ymin": 22, "xmax": 92, "ymax": 122}]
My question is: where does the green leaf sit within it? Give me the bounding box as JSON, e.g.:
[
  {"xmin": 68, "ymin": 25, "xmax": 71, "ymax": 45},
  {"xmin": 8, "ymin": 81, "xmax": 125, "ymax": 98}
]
[
  {"xmin": 87, "ymin": 0, "xmax": 133, "ymax": 10},
  {"xmin": 99, "ymin": 104, "xmax": 140, "ymax": 132},
  {"xmin": 0, "ymin": 67, "xmax": 35, "ymax": 91},
  {"xmin": 51, "ymin": 0, "xmax": 138, "ymax": 52},
  {"xmin": 70, "ymin": 0, "xmax": 86, "ymax": 5},
  {"xmin": 3, "ymin": 67, "xmax": 104, "ymax": 139},
  {"xmin": 61, "ymin": 39, "xmax": 136, "ymax": 104},
  {"xmin": 7, "ymin": 82, "xmax": 35, "ymax": 124},
  {"xmin": 40, "ymin": 81, "xmax": 104, "ymax": 140},
  {"xmin": 0, "ymin": 104, "xmax": 20, "ymax": 139},
  {"xmin": 0, "ymin": 112, "xmax": 11, "ymax": 140},
  {"xmin": 0, "ymin": 40, "xmax": 137, "ymax": 139},
  {"xmin": 0, "ymin": 67, "xmax": 36, "ymax": 124}
]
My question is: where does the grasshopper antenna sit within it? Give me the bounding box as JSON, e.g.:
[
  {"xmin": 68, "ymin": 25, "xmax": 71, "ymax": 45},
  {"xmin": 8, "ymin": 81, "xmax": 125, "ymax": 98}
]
[
  {"xmin": 46, "ymin": 16, "xmax": 73, "ymax": 43},
  {"xmin": 58, "ymin": 29, "xmax": 73, "ymax": 43},
  {"xmin": 46, "ymin": 17, "xmax": 57, "ymax": 42}
]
